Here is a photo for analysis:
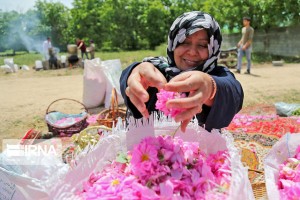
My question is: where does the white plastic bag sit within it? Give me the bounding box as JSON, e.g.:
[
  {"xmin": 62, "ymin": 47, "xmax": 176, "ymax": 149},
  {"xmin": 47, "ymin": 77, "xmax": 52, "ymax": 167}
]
[
  {"xmin": 275, "ymin": 102, "xmax": 300, "ymax": 117},
  {"xmin": 4, "ymin": 58, "xmax": 16, "ymax": 73},
  {"xmin": 0, "ymin": 147, "xmax": 69, "ymax": 200},
  {"xmin": 21, "ymin": 65, "xmax": 30, "ymax": 71},
  {"xmin": 35, "ymin": 60, "xmax": 43, "ymax": 70},
  {"xmin": 0, "ymin": 65, "xmax": 13, "ymax": 73},
  {"xmin": 82, "ymin": 58, "xmax": 106, "ymax": 108},
  {"xmin": 50, "ymin": 114, "xmax": 254, "ymax": 200},
  {"xmin": 82, "ymin": 58, "xmax": 124, "ymax": 109},
  {"xmin": 61, "ymin": 55, "xmax": 67, "ymax": 64},
  {"xmin": 264, "ymin": 133, "xmax": 300, "ymax": 200},
  {"xmin": 13, "ymin": 64, "xmax": 19, "ymax": 72},
  {"xmin": 101, "ymin": 59, "xmax": 124, "ymax": 108}
]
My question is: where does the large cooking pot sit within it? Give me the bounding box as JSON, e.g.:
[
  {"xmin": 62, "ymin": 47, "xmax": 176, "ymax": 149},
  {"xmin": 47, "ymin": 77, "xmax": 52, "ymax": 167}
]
[{"xmin": 67, "ymin": 44, "xmax": 78, "ymax": 55}]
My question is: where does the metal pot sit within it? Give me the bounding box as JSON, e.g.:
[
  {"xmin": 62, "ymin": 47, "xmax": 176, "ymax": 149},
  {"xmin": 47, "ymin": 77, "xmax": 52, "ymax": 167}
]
[{"xmin": 67, "ymin": 44, "xmax": 78, "ymax": 55}]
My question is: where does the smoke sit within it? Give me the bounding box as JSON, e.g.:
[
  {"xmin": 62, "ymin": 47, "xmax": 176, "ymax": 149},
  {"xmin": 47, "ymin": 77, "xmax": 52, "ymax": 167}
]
[
  {"xmin": 6, "ymin": 19, "xmax": 42, "ymax": 53},
  {"xmin": 3, "ymin": 12, "xmax": 59, "ymax": 55},
  {"xmin": 16, "ymin": 31, "xmax": 43, "ymax": 53}
]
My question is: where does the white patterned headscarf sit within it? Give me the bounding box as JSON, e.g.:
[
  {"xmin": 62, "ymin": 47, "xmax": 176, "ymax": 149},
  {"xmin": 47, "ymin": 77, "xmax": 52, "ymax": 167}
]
[
  {"xmin": 143, "ymin": 11, "xmax": 222, "ymax": 78},
  {"xmin": 167, "ymin": 11, "xmax": 222, "ymax": 73}
]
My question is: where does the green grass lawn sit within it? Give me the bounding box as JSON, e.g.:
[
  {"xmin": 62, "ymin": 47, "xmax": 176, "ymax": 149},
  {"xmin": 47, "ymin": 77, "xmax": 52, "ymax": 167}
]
[{"xmin": 0, "ymin": 44, "xmax": 167, "ymax": 70}]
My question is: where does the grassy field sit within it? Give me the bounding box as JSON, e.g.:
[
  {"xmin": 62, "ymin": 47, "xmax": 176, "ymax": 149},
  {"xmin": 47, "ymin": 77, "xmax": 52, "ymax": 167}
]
[{"xmin": 0, "ymin": 44, "xmax": 167, "ymax": 71}]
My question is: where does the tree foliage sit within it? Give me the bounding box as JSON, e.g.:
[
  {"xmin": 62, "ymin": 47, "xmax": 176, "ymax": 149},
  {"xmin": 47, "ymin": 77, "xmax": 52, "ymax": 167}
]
[
  {"xmin": 0, "ymin": 0, "xmax": 299, "ymax": 52},
  {"xmin": 35, "ymin": 0, "xmax": 71, "ymax": 49}
]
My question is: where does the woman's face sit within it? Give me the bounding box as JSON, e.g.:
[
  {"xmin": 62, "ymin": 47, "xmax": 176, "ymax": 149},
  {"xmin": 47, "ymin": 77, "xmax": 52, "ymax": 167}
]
[{"xmin": 174, "ymin": 29, "xmax": 209, "ymax": 71}]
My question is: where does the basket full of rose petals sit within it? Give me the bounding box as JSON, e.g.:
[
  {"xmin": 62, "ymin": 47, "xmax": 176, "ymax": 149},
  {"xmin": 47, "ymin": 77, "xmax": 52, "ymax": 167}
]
[
  {"xmin": 49, "ymin": 114, "xmax": 254, "ymax": 200},
  {"xmin": 265, "ymin": 133, "xmax": 300, "ymax": 200},
  {"xmin": 78, "ymin": 135, "xmax": 231, "ymax": 199}
]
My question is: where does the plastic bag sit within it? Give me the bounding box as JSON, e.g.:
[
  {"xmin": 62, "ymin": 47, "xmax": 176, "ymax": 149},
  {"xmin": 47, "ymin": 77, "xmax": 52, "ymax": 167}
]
[
  {"xmin": 264, "ymin": 133, "xmax": 300, "ymax": 200},
  {"xmin": 13, "ymin": 64, "xmax": 19, "ymax": 72},
  {"xmin": 60, "ymin": 55, "xmax": 67, "ymax": 64},
  {"xmin": 275, "ymin": 102, "xmax": 300, "ymax": 117},
  {"xmin": 4, "ymin": 58, "xmax": 16, "ymax": 73},
  {"xmin": 21, "ymin": 65, "xmax": 30, "ymax": 71},
  {"xmin": 0, "ymin": 144, "xmax": 69, "ymax": 200},
  {"xmin": 0, "ymin": 65, "xmax": 13, "ymax": 73},
  {"xmin": 82, "ymin": 58, "xmax": 124, "ymax": 109},
  {"xmin": 35, "ymin": 60, "xmax": 43, "ymax": 70},
  {"xmin": 101, "ymin": 59, "xmax": 124, "ymax": 108},
  {"xmin": 50, "ymin": 114, "xmax": 254, "ymax": 200},
  {"xmin": 82, "ymin": 58, "xmax": 106, "ymax": 108}
]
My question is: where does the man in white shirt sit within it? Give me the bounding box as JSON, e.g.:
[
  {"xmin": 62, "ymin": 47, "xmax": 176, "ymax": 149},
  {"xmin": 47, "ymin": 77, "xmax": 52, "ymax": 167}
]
[{"xmin": 42, "ymin": 37, "xmax": 52, "ymax": 61}]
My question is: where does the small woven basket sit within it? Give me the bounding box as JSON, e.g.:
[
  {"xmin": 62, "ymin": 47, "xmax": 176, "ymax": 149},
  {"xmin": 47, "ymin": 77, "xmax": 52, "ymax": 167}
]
[
  {"xmin": 97, "ymin": 88, "xmax": 126, "ymax": 128},
  {"xmin": 252, "ymin": 182, "xmax": 267, "ymax": 199},
  {"xmin": 45, "ymin": 98, "xmax": 88, "ymax": 136},
  {"xmin": 62, "ymin": 125, "xmax": 112, "ymax": 165},
  {"xmin": 246, "ymin": 168, "xmax": 267, "ymax": 199}
]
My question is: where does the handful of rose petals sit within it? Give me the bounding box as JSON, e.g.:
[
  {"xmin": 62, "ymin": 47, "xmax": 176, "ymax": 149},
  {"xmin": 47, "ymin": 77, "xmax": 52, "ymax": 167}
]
[{"xmin": 155, "ymin": 89, "xmax": 186, "ymax": 117}]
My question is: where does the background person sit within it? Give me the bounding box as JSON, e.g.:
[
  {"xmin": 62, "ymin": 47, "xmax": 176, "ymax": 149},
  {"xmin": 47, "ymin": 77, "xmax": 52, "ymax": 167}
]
[
  {"xmin": 42, "ymin": 37, "xmax": 52, "ymax": 61},
  {"xmin": 236, "ymin": 17, "xmax": 254, "ymax": 74},
  {"xmin": 120, "ymin": 11, "xmax": 244, "ymax": 132},
  {"xmin": 88, "ymin": 40, "xmax": 95, "ymax": 59},
  {"xmin": 76, "ymin": 38, "xmax": 89, "ymax": 59}
]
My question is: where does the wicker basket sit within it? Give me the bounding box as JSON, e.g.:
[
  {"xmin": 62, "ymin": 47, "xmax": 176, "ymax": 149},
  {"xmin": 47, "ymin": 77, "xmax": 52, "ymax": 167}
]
[
  {"xmin": 246, "ymin": 168, "xmax": 266, "ymax": 199},
  {"xmin": 62, "ymin": 125, "xmax": 112, "ymax": 164},
  {"xmin": 45, "ymin": 98, "xmax": 88, "ymax": 136},
  {"xmin": 233, "ymin": 132, "xmax": 278, "ymax": 200},
  {"xmin": 97, "ymin": 88, "xmax": 126, "ymax": 128},
  {"xmin": 252, "ymin": 181, "xmax": 267, "ymax": 200}
]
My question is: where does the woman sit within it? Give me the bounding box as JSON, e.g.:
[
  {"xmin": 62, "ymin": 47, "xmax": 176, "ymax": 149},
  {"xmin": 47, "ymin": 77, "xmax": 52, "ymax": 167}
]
[
  {"xmin": 120, "ymin": 11, "xmax": 244, "ymax": 132},
  {"xmin": 76, "ymin": 38, "xmax": 89, "ymax": 59}
]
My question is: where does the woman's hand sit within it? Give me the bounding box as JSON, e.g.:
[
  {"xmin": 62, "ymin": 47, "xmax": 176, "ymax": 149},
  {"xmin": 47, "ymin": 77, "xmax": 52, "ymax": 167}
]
[
  {"xmin": 125, "ymin": 62, "xmax": 167, "ymax": 118},
  {"xmin": 164, "ymin": 71, "xmax": 215, "ymax": 132}
]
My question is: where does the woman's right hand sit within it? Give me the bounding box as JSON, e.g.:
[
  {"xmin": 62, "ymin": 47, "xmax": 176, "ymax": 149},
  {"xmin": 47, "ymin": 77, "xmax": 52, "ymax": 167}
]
[{"xmin": 125, "ymin": 62, "xmax": 167, "ymax": 118}]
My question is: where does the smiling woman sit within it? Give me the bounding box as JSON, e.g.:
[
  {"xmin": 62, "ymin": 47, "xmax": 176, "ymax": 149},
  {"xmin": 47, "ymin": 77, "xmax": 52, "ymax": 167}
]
[
  {"xmin": 174, "ymin": 30, "xmax": 209, "ymax": 70},
  {"xmin": 120, "ymin": 11, "xmax": 244, "ymax": 132}
]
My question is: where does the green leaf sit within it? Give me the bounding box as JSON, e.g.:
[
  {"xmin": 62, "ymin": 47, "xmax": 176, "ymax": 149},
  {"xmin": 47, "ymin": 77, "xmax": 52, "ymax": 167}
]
[{"xmin": 116, "ymin": 152, "xmax": 129, "ymax": 164}]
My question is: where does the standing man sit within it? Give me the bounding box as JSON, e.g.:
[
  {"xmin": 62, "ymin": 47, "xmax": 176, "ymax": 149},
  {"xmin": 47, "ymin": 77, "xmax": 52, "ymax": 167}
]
[
  {"xmin": 42, "ymin": 37, "xmax": 52, "ymax": 61},
  {"xmin": 76, "ymin": 38, "xmax": 89, "ymax": 60},
  {"xmin": 88, "ymin": 40, "xmax": 95, "ymax": 59},
  {"xmin": 236, "ymin": 17, "xmax": 254, "ymax": 74}
]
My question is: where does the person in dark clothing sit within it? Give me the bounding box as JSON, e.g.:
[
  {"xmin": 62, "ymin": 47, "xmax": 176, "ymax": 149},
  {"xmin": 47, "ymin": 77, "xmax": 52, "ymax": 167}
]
[
  {"xmin": 48, "ymin": 47, "xmax": 58, "ymax": 69},
  {"xmin": 120, "ymin": 11, "xmax": 244, "ymax": 132},
  {"xmin": 76, "ymin": 38, "xmax": 89, "ymax": 59}
]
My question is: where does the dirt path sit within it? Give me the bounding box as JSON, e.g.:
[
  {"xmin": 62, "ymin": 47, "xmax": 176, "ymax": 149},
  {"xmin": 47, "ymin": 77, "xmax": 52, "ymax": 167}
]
[
  {"xmin": 0, "ymin": 75, "xmax": 83, "ymax": 140},
  {"xmin": 0, "ymin": 63, "xmax": 299, "ymax": 144},
  {"xmin": 234, "ymin": 63, "xmax": 300, "ymax": 106}
]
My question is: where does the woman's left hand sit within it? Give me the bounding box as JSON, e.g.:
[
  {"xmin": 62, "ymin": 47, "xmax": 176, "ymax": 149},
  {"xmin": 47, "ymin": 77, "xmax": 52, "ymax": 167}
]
[{"xmin": 164, "ymin": 71, "xmax": 215, "ymax": 132}]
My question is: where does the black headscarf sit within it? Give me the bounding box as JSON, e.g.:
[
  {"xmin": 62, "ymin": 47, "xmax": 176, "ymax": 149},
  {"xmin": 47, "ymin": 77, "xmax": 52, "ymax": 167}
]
[{"xmin": 143, "ymin": 11, "xmax": 222, "ymax": 79}]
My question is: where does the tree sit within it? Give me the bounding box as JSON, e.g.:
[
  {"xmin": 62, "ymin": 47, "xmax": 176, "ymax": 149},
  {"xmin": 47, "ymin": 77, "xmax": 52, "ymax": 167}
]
[
  {"xmin": 70, "ymin": 0, "xmax": 104, "ymax": 46},
  {"xmin": 35, "ymin": 0, "xmax": 71, "ymax": 50},
  {"xmin": 0, "ymin": 10, "xmax": 38, "ymax": 52},
  {"xmin": 1, "ymin": 0, "xmax": 299, "ymax": 52},
  {"xmin": 141, "ymin": 0, "xmax": 170, "ymax": 49},
  {"xmin": 95, "ymin": 0, "xmax": 147, "ymax": 50},
  {"xmin": 202, "ymin": 0, "xmax": 300, "ymax": 33}
]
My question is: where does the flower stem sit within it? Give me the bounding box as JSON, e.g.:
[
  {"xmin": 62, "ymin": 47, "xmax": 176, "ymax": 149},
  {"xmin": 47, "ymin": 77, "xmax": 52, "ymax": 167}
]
[{"xmin": 172, "ymin": 124, "xmax": 181, "ymax": 138}]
